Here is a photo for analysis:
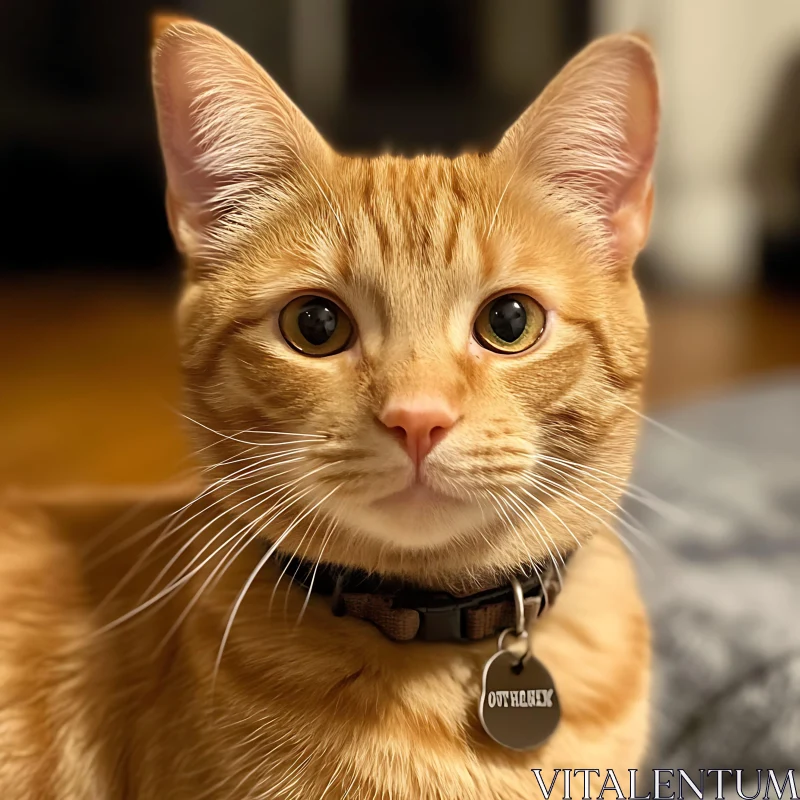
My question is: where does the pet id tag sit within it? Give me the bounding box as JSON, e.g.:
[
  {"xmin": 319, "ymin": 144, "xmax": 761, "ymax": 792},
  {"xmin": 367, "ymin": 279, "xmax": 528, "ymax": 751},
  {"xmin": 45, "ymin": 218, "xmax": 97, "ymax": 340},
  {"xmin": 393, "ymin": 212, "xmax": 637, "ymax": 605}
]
[{"xmin": 478, "ymin": 581, "xmax": 561, "ymax": 751}]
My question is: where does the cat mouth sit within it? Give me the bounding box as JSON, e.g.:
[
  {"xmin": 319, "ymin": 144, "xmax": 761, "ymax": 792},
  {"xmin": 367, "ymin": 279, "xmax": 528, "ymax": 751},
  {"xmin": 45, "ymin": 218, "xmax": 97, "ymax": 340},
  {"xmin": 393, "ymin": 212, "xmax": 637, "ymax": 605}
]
[{"xmin": 372, "ymin": 482, "xmax": 461, "ymax": 510}]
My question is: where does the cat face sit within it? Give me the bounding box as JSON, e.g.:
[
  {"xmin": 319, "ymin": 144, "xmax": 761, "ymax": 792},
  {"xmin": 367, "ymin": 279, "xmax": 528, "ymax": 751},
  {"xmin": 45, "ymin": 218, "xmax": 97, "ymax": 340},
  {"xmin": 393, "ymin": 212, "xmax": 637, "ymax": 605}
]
[{"xmin": 153, "ymin": 20, "xmax": 658, "ymax": 581}]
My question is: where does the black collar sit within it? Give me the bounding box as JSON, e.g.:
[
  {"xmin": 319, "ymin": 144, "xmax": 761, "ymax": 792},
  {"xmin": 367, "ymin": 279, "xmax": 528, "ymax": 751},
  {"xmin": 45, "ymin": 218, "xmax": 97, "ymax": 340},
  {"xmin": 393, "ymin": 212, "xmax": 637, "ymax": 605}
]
[{"xmin": 274, "ymin": 553, "xmax": 568, "ymax": 643}]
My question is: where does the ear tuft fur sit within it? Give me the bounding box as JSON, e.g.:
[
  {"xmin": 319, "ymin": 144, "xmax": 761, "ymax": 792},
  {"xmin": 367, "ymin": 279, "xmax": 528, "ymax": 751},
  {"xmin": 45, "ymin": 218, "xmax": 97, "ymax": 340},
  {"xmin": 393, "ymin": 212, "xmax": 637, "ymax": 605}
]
[
  {"xmin": 151, "ymin": 20, "xmax": 332, "ymax": 265},
  {"xmin": 494, "ymin": 34, "xmax": 660, "ymax": 271},
  {"xmin": 150, "ymin": 12, "xmax": 192, "ymax": 45}
]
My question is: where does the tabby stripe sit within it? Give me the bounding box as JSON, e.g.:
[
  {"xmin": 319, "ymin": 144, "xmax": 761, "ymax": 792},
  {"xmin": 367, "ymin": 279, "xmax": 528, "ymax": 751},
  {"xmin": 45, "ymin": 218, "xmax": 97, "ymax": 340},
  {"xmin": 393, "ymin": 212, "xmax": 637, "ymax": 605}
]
[{"xmin": 561, "ymin": 315, "xmax": 643, "ymax": 392}]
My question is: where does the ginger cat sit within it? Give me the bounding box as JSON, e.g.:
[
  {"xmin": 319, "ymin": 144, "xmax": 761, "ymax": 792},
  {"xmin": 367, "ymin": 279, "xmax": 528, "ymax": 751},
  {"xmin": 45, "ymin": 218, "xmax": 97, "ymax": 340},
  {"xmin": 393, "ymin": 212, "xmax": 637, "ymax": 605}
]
[{"xmin": 0, "ymin": 19, "xmax": 659, "ymax": 800}]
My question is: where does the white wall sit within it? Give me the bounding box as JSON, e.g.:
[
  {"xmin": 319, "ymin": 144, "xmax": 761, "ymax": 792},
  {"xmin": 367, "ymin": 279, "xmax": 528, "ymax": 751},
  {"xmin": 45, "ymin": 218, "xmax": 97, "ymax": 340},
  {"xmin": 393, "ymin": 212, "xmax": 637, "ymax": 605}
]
[{"xmin": 596, "ymin": 0, "xmax": 800, "ymax": 291}]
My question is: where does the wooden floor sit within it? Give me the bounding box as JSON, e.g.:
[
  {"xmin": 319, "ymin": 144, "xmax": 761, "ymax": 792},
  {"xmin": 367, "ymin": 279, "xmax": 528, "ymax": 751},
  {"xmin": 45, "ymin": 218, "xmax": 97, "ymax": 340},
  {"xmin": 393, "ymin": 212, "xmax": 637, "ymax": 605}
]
[{"xmin": 2, "ymin": 277, "xmax": 800, "ymax": 487}]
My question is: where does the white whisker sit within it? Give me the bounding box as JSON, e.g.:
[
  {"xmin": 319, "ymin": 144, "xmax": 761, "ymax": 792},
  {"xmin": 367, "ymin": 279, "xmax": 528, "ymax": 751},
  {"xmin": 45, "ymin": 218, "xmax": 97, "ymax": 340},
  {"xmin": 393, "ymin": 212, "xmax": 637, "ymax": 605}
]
[
  {"xmin": 537, "ymin": 453, "xmax": 687, "ymax": 521},
  {"xmin": 485, "ymin": 489, "xmax": 539, "ymax": 573},
  {"xmin": 530, "ymin": 472, "xmax": 658, "ymax": 551},
  {"xmin": 502, "ymin": 489, "xmax": 563, "ymax": 583},
  {"xmin": 144, "ymin": 462, "xmax": 313, "ymax": 599},
  {"xmin": 153, "ymin": 483, "xmax": 326, "ymax": 654},
  {"xmin": 296, "ymin": 514, "xmax": 338, "ymax": 626},
  {"xmin": 181, "ymin": 412, "xmax": 326, "ymax": 444},
  {"xmin": 212, "ymin": 484, "xmax": 343, "ymax": 689},
  {"xmin": 97, "ymin": 455, "xmax": 310, "ymax": 611},
  {"xmin": 485, "ymin": 164, "xmax": 518, "ymax": 240},
  {"xmin": 269, "ymin": 508, "xmax": 321, "ymax": 616},
  {"xmin": 535, "ymin": 461, "xmax": 653, "ymax": 543},
  {"xmin": 517, "ymin": 486, "xmax": 582, "ymax": 551}
]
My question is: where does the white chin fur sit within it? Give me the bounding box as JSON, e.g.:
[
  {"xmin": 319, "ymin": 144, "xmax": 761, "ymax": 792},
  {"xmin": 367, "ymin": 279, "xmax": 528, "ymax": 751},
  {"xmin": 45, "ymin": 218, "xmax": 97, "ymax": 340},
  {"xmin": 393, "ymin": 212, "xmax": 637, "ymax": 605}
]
[{"xmin": 343, "ymin": 499, "xmax": 485, "ymax": 550}]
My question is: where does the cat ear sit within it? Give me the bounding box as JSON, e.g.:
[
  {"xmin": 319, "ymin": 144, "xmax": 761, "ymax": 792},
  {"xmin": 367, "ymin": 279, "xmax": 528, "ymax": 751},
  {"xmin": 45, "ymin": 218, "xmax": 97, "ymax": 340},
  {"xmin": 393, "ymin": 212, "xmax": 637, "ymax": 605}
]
[
  {"xmin": 151, "ymin": 18, "xmax": 332, "ymax": 260},
  {"xmin": 493, "ymin": 34, "xmax": 659, "ymax": 271}
]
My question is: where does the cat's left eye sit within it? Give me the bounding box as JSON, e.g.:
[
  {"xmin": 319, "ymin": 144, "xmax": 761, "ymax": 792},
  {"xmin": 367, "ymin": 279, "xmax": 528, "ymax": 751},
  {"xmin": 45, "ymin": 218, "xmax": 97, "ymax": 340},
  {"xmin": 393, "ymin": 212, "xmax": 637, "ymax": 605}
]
[
  {"xmin": 279, "ymin": 295, "xmax": 354, "ymax": 356},
  {"xmin": 473, "ymin": 293, "xmax": 546, "ymax": 354}
]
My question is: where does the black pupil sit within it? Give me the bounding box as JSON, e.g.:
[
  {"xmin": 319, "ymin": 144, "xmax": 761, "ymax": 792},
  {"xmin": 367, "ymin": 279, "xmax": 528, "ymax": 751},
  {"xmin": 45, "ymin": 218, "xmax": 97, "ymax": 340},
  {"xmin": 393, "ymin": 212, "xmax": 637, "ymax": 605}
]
[
  {"xmin": 298, "ymin": 299, "xmax": 338, "ymax": 345},
  {"xmin": 489, "ymin": 296, "xmax": 527, "ymax": 342}
]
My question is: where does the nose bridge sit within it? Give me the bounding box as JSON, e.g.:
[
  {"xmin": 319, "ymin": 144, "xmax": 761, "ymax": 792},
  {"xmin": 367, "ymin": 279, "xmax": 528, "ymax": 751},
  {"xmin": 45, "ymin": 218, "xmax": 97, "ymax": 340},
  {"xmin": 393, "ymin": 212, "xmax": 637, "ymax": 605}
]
[
  {"xmin": 376, "ymin": 347, "xmax": 465, "ymax": 410},
  {"xmin": 368, "ymin": 283, "xmax": 468, "ymax": 406},
  {"xmin": 370, "ymin": 308, "xmax": 468, "ymax": 467}
]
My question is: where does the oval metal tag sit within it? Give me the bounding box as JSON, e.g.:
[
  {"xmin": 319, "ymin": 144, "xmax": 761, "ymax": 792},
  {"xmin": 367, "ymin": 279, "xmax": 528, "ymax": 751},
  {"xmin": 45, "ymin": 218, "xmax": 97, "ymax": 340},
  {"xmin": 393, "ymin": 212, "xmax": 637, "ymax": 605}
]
[{"xmin": 479, "ymin": 650, "xmax": 560, "ymax": 751}]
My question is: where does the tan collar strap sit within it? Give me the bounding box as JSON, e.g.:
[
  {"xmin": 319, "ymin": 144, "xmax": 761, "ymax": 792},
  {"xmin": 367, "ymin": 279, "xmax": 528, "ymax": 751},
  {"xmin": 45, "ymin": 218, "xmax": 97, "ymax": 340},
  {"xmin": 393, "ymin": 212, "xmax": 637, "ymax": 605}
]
[{"xmin": 273, "ymin": 555, "xmax": 568, "ymax": 643}]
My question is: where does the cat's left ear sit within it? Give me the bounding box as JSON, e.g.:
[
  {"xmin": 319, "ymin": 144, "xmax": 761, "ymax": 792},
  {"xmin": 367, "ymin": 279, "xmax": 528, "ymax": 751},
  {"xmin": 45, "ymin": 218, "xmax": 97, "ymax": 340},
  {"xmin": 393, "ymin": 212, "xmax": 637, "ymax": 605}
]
[
  {"xmin": 151, "ymin": 17, "xmax": 332, "ymax": 262},
  {"xmin": 493, "ymin": 34, "xmax": 659, "ymax": 272}
]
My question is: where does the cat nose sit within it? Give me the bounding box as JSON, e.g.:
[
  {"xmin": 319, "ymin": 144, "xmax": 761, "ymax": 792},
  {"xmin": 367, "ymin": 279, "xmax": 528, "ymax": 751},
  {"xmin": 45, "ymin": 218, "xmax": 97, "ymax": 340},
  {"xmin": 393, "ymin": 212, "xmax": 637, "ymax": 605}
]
[{"xmin": 379, "ymin": 398, "xmax": 459, "ymax": 467}]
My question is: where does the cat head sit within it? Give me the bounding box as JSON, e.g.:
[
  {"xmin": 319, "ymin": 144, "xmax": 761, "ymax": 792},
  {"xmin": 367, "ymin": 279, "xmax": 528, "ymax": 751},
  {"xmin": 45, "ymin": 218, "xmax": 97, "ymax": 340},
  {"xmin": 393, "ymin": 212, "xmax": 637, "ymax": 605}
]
[{"xmin": 152, "ymin": 19, "xmax": 658, "ymax": 585}]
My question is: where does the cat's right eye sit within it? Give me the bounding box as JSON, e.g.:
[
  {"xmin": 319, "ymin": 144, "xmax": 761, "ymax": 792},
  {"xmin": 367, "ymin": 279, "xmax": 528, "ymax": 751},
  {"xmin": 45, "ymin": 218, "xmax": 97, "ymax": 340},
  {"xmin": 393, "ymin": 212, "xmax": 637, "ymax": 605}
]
[
  {"xmin": 473, "ymin": 293, "xmax": 546, "ymax": 354},
  {"xmin": 279, "ymin": 295, "xmax": 354, "ymax": 357}
]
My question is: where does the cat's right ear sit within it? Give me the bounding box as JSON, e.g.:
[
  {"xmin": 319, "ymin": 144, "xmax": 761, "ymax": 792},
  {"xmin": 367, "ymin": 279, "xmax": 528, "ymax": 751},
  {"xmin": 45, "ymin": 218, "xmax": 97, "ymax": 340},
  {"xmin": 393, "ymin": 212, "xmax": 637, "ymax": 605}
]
[
  {"xmin": 151, "ymin": 18, "xmax": 331, "ymax": 262},
  {"xmin": 492, "ymin": 34, "xmax": 659, "ymax": 273}
]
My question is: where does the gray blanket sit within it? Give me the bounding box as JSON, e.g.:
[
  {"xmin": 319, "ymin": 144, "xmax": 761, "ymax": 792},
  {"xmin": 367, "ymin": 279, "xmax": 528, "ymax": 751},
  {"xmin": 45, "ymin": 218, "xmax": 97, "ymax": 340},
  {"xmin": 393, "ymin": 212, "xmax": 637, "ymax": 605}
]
[{"xmin": 628, "ymin": 373, "xmax": 800, "ymax": 770}]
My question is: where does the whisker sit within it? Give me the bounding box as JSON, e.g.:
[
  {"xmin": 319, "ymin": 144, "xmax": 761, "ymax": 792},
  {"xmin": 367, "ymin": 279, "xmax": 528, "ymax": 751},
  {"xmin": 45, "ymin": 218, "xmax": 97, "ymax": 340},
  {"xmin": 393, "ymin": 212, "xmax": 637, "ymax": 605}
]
[
  {"xmin": 534, "ymin": 461, "xmax": 655, "ymax": 543},
  {"xmin": 522, "ymin": 474, "xmax": 655, "ymax": 575},
  {"xmin": 158, "ymin": 460, "xmax": 340, "ymax": 597},
  {"xmin": 193, "ymin": 431, "xmax": 260, "ymax": 458},
  {"xmin": 285, "ymin": 142, "xmax": 347, "ymax": 240},
  {"xmin": 269, "ymin": 508, "xmax": 321, "ymax": 616},
  {"xmin": 296, "ymin": 514, "xmax": 338, "ymax": 626},
  {"xmin": 212, "ymin": 484, "xmax": 343, "ymax": 688},
  {"xmin": 96, "ymin": 455, "xmax": 309, "ymax": 610},
  {"xmin": 485, "ymin": 490, "xmax": 539, "ymax": 574},
  {"xmin": 509, "ymin": 488, "xmax": 567, "ymax": 567},
  {"xmin": 466, "ymin": 491, "xmax": 506, "ymax": 560},
  {"xmin": 91, "ymin": 465, "xmax": 263, "ymax": 606},
  {"xmin": 200, "ymin": 441, "xmax": 325, "ymax": 467},
  {"xmin": 96, "ymin": 470, "xmax": 324, "ymax": 635},
  {"xmin": 153, "ymin": 483, "xmax": 325, "ymax": 654},
  {"xmin": 529, "ymin": 472, "xmax": 659, "ymax": 552},
  {"xmin": 517, "ymin": 486, "xmax": 582, "ymax": 552},
  {"xmin": 537, "ymin": 454, "xmax": 687, "ymax": 522},
  {"xmin": 91, "ymin": 446, "xmax": 308, "ymax": 571},
  {"xmin": 144, "ymin": 465, "xmax": 312, "ymax": 601},
  {"xmin": 502, "ymin": 489, "xmax": 564, "ymax": 583},
  {"xmin": 615, "ymin": 400, "xmax": 699, "ymax": 446},
  {"xmin": 181, "ymin": 412, "xmax": 326, "ymax": 445},
  {"xmin": 485, "ymin": 163, "xmax": 519, "ymax": 240},
  {"xmin": 151, "ymin": 460, "xmax": 343, "ymax": 652},
  {"xmin": 200, "ymin": 444, "xmax": 319, "ymax": 474}
]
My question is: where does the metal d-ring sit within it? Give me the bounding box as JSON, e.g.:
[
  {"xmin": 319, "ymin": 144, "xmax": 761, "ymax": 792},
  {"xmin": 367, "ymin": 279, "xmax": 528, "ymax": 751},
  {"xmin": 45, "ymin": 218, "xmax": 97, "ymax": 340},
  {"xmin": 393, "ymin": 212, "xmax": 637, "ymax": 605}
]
[
  {"xmin": 497, "ymin": 627, "xmax": 529, "ymax": 654},
  {"xmin": 540, "ymin": 560, "xmax": 564, "ymax": 617},
  {"xmin": 496, "ymin": 576, "xmax": 532, "ymax": 663},
  {"xmin": 511, "ymin": 575, "xmax": 525, "ymax": 636}
]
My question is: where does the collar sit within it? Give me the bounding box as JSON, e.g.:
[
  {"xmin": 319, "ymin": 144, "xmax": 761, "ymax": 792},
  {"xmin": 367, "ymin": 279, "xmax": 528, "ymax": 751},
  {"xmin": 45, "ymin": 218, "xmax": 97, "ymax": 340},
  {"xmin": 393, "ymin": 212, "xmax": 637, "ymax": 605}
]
[{"xmin": 274, "ymin": 554, "xmax": 569, "ymax": 643}]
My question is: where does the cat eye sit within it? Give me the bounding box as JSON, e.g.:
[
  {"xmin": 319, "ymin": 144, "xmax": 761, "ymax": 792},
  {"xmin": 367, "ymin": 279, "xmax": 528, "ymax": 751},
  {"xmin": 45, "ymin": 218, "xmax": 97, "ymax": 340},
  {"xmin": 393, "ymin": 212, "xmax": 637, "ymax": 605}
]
[
  {"xmin": 473, "ymin": 294, "xmax": 546, "ymax": 354},
  {"xmin": 279, "ymin": 295, "xmax": 354, "ymax": 356}
]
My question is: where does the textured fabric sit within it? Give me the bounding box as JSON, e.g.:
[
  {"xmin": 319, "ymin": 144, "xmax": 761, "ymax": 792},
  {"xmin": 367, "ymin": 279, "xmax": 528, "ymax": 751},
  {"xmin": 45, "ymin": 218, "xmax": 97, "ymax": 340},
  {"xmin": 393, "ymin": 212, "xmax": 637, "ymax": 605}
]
[
  {"xmin": 339, "ymin": 565, "xmax": 563, "ymax": 642},
  {"xmin": 342, "ymin": 594, "xmax": 421, "ymax": 640},
  {"xmin": 628, "ymin": 372, "xmax": 800, "ymax": 770},
  {"xmin": 464, "ymin": 601, "xmax": 515, "ymax": 640}
]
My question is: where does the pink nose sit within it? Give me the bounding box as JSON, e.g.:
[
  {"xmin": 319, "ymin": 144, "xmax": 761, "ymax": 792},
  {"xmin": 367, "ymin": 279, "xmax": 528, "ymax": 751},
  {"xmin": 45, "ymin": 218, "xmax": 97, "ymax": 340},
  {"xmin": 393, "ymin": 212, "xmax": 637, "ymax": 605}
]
[{"xmin": 379, "ymin": 397, "xmax": 459, "ymax": 466}]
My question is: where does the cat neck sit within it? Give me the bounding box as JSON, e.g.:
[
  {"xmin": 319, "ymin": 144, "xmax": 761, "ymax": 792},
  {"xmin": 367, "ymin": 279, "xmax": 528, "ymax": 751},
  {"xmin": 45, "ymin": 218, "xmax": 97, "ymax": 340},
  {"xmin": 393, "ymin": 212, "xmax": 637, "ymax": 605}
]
[{"xmin": 175, "ymin": 530, "xmax": 648, "ymax": 798}]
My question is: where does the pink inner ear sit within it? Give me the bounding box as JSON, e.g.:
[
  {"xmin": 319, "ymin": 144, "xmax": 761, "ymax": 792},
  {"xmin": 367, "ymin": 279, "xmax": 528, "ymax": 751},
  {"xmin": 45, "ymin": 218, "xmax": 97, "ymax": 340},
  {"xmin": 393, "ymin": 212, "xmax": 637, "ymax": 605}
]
[
  {"xmin": 545, "ymin": 58, "xmax": 658, "ymax": 218},
  {"xmin": 497, "ymin": 35, "xmax": 660, "ymax": 267},
  {"xmin": 153, "ymin": 30, "xmax": 233, "ymax": 245},
  {"xmin": 154, "ymin": 32, "xmax": 278, "ymax": 230},
  {"xmin": 607, "ymin": 62, "xmax": 659, "ymax": 259},
  {"xmin": 152, "ymin": 22, "xmax": 330, "ymax": 257}
]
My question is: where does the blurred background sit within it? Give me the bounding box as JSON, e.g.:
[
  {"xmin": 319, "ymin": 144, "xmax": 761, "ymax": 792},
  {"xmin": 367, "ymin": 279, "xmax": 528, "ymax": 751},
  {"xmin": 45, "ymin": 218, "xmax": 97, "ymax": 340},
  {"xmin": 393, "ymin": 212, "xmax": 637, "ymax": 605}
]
[{"xmin": 1, "ymin": 0, "xmax": 800, "ymax": 486}]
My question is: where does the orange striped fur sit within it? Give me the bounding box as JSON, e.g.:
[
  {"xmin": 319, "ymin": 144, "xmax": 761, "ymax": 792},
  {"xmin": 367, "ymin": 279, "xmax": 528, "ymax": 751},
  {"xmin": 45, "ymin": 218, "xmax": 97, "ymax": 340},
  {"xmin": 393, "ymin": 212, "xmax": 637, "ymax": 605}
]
[{"xmin": 0, "ymin": 19, "xmax": 659, "ymax": 799}]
